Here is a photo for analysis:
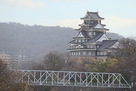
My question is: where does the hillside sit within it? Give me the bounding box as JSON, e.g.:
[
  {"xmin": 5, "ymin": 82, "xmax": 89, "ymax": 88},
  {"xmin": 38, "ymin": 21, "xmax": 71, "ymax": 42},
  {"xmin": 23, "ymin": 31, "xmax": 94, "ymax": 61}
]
[{"xmin": 0, "ymin": 22, "xmax": 122, "ymax": 60}]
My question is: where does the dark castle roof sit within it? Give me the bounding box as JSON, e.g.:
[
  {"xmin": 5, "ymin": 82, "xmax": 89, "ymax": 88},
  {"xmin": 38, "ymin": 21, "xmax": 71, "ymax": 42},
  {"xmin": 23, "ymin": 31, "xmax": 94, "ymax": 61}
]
[
  {"xmin": 85, "ymin": 32, "xmax": 104, "ymax": 43},
  {"xmin": 80, "ymin": 31, "xmax": 89, "ymax": 38},
  {"xmin": 81, "ymin": 12, "xmax": 104, "ymax": 20},
  {"xmin": 98, "ymin": 40, "xmax": 118, "ymax": 49}
]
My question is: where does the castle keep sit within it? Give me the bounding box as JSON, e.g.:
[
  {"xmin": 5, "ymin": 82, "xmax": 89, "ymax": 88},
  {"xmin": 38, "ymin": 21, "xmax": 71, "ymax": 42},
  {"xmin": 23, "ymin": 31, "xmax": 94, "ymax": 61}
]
[{"xmin": 68, "ymin": 11, "xmax": 118, "ymax": 60}]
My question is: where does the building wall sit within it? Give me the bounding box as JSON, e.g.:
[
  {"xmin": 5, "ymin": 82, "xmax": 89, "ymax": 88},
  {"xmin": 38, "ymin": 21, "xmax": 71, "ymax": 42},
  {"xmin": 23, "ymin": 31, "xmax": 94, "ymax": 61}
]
[{"xmin": 70, "ymin": 51, "xmax": 96, "ymax": 57}]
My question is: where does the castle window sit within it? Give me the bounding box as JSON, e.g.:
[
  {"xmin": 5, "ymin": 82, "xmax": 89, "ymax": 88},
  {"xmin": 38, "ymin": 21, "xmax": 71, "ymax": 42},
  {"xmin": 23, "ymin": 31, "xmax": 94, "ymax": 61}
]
[
  {"xmin": 97, "ymin": 52, "xmax": 100, "ymax": 55},
  {"xmin": 87, "ymin": 45, "xmax": 93, "ymax": 48},
  {"xmin": 88, "ymin": 52, "xmax": 91, "ymax": 55},
  {"xmin": 97, "ymin": 52, "xmax": 107, "ymax": 55},
  {"xmin": 78, "ymin": 39, "xmax": 81, "ymax": 42},
  {"xmin": 75, "ymin": 52, "xmax": 77, "ymax": 55},
  {"xmin": 75, "ymin": 52, "xmax": 80, "ymax": 55},
  {"xmin": 76, "ymin": 52, "xmax": 78, "ymax": 55},
  {"xmin": 100, "ymin": 52, "xmax": 103, "ymax": 55},
  {"xmin": 94, "ymin": 32, "xmax": 96, "ymax": 35},
  {"xmin": 71, "ymin": 52, "xmax": 73, "ymax": 55},
  {"xmin": 70, "ymin": 45, "xmax": 74, "ymax": 49},
  {"xmin": 78, "ymin": 52, "xmax": 80, "ymax": 55},
  {"xmin": 83, "ymin": 52, "xmax": 86, "ymax": 55},
  {"xmin": 90, "ymin": 45, "xmax": 93, "ymax": 48},
  {"xmin": 89, "ymin": 32, "xmax": 92, "ymax": 36},
  {"xmin": 97, "ymin": 45, "xmax": 99, "ymax": 48},
  {"xmin": 70, "ymin": 46, "xmax": 74, "ymax": 49},
  {"xmin": 73, "ymin": 52, "xmax": 74, "ymax": 55},
  {"xmin": 71, "ymin": 52, "xmax": 72, "ymax": 55},
  {"xmin": 73, "ymin": 52, "xmax": 75, "ymax": 55},
  {"xmin": 103, "ymin": 52, "xmax": 107, "ymax": 55},
  {"xmin": 74, "ymin": 52, "xmax": 76, "ymax": 55},
  {"xmin": 77, "ymin": 52, "xmax": 79, "ymax": 55},
  {"xmin": 72, "ymin": 52, "xmax": 74, "ymax": 55}
]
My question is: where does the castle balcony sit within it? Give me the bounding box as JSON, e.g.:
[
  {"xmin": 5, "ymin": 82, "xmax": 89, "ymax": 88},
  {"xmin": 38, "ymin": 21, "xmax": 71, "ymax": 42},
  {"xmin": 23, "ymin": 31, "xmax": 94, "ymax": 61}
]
[
  {"xmin": 67, "ymin": 48, "xmax": 96, "ymax": 51},
  {"xmin": 96, "ymin": 51, "xmax": 115, "ymax": 57},
  {"xmin": 79, "ymin": 23, "xmax": 94, "ymax": 27}
]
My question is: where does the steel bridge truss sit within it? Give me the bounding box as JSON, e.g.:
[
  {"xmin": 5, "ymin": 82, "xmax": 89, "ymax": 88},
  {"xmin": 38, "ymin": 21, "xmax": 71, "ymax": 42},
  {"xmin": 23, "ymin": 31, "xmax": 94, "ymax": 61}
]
[{"xmin": 18, "ymin": 70, "xmax": 131, "ymax": 88}]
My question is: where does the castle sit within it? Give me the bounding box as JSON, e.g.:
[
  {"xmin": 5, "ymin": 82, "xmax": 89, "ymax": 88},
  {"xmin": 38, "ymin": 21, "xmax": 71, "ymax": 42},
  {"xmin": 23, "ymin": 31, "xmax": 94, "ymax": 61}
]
[{"xmin": 68, "ymin": 11, "xmax": 118, "ymax": 60}]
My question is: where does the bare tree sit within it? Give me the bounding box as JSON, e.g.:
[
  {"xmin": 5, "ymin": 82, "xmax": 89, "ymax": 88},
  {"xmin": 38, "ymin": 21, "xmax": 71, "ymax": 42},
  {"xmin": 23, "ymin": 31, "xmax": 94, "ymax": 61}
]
[
  {"xmin": 115, "ymin": 37, "xmax": 136, "ymax": 82},
  {"xmin": 0, "ymin": 59, "xmax": 33, "ymax": 91},
  {"xmin": 43, "ymin": 51, "xmax": 65, "ymax": 71}
]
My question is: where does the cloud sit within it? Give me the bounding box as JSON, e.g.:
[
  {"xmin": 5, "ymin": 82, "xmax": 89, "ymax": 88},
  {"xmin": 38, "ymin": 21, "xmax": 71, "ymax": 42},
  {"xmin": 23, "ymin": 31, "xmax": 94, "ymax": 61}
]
[
  {"xmin": 103, "ymin": 16, "xmax": 136, "ymax": 29},
  {"xmin": 57, "ymin": 19, "xmax": 82, "ymax": 28},
  {"xmin": 3, "ymin": 0, "xmax": 45, "ymax": 8}
]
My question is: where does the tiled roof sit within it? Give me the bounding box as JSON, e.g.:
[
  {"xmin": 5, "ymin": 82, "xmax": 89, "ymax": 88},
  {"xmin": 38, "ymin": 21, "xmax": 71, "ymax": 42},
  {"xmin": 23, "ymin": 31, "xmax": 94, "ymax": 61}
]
[
  {"xmin": 81, "ymin": 12, "xmax": 104, "ymax": 20},
  {"xmin": 94, "ymin": 23, "xmax": 104, "ymax": 28},
  {"xmin": 93, "ymin": 23, "xmax": 109, "ymax": 31},
  {"xmin": 98, "ymin": 40, "xmax": 118, "ymax": 49},
  {"xmin": 85, "ymin": 32, "xmax": 104, "ymax": 43},
  {"xmin": 69, "ymin": 31, "xmax": 89, "ymax": 44},
  {"xmin": 81, "ymin": 31, "xmax": 89, "ymax": 38},
  {"xmin": 69, "ymin": 40, "xmax": 76, "ymax": 44}
]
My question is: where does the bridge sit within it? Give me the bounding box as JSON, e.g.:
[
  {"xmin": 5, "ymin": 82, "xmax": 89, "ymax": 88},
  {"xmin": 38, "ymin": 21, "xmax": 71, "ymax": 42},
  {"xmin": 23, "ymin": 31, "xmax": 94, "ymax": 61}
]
[{"xmin": 18, "ymin": 70, "xmax": 131, "ymax": 89}]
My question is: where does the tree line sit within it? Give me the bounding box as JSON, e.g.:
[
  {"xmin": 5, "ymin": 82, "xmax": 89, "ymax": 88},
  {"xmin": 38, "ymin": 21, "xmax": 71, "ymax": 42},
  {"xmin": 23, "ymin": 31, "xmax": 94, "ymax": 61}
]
[
  {"xmin": 30, "ymin": 37, "xmax": 136, "ymax": 91},
  {"xmin": 0, "ymin": 37, "xmax": 136, "ymax": 91}
]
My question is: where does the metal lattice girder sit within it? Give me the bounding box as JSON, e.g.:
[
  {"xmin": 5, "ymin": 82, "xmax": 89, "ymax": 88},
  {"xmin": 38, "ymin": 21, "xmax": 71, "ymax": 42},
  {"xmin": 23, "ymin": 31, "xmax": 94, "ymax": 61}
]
[{"xmin": 18, "ymin": 70, "xmax": 131, "ymax": 88}]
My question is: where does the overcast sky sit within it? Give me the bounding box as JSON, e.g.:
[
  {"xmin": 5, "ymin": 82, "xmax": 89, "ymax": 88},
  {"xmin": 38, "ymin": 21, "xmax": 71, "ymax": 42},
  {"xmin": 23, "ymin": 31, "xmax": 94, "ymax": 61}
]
[{"xmin": 0, "ymin": 0, "xmax": 136, "ymax": 37}]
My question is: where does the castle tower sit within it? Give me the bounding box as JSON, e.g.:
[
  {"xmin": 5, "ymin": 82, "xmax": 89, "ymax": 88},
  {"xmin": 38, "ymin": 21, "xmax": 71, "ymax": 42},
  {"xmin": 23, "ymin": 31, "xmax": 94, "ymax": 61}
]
[{"xmin": 68, "ymin": 11, "xmax": 118, "ymax": 61}]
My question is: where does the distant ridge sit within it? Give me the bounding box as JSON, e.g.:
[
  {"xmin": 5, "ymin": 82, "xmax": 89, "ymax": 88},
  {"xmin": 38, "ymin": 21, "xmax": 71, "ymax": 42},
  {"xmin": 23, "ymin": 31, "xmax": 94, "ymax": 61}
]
[{"xmin": 0, "ymin": 22, "xmax": 123, "ymax": 60}]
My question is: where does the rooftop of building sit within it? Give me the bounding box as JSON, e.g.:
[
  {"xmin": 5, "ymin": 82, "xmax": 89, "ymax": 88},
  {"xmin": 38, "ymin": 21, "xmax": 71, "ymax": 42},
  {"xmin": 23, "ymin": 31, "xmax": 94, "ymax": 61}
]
[
  {"xmin": 81, "ymin": 11, "xmax": 104, "ymax": 20},
  {"xmin": 98, "ymin": 40, "xmax": 118, "ymax": 49}
]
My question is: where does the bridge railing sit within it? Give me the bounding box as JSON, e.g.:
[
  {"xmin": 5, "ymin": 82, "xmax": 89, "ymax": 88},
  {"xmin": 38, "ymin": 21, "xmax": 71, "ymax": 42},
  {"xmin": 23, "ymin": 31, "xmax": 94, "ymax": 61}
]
[{"xmin": 17, "ymin": 70, "xmax": 131, "ymax": 88}]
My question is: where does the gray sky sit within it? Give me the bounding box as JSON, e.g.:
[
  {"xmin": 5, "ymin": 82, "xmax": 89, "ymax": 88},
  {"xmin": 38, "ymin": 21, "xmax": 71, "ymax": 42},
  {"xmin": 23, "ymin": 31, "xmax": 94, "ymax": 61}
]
[{"xmin": 0, "ymin": 0, "xmax": 136, "ymax": 37}]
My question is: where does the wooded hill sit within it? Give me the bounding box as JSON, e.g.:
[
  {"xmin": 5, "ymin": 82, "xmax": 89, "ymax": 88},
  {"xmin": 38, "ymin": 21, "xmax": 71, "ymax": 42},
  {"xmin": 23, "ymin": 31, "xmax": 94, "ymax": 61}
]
[{"xmin": 0, "ymin": 22, "xmax": 122, "ymax": 60}]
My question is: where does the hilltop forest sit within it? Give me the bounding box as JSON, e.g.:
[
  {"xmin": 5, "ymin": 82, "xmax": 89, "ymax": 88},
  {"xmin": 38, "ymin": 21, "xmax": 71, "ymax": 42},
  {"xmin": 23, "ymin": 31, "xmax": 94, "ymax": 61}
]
[{"xmin": 0, "ymin": 22, "xmax": 122, "ymax": 60}]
